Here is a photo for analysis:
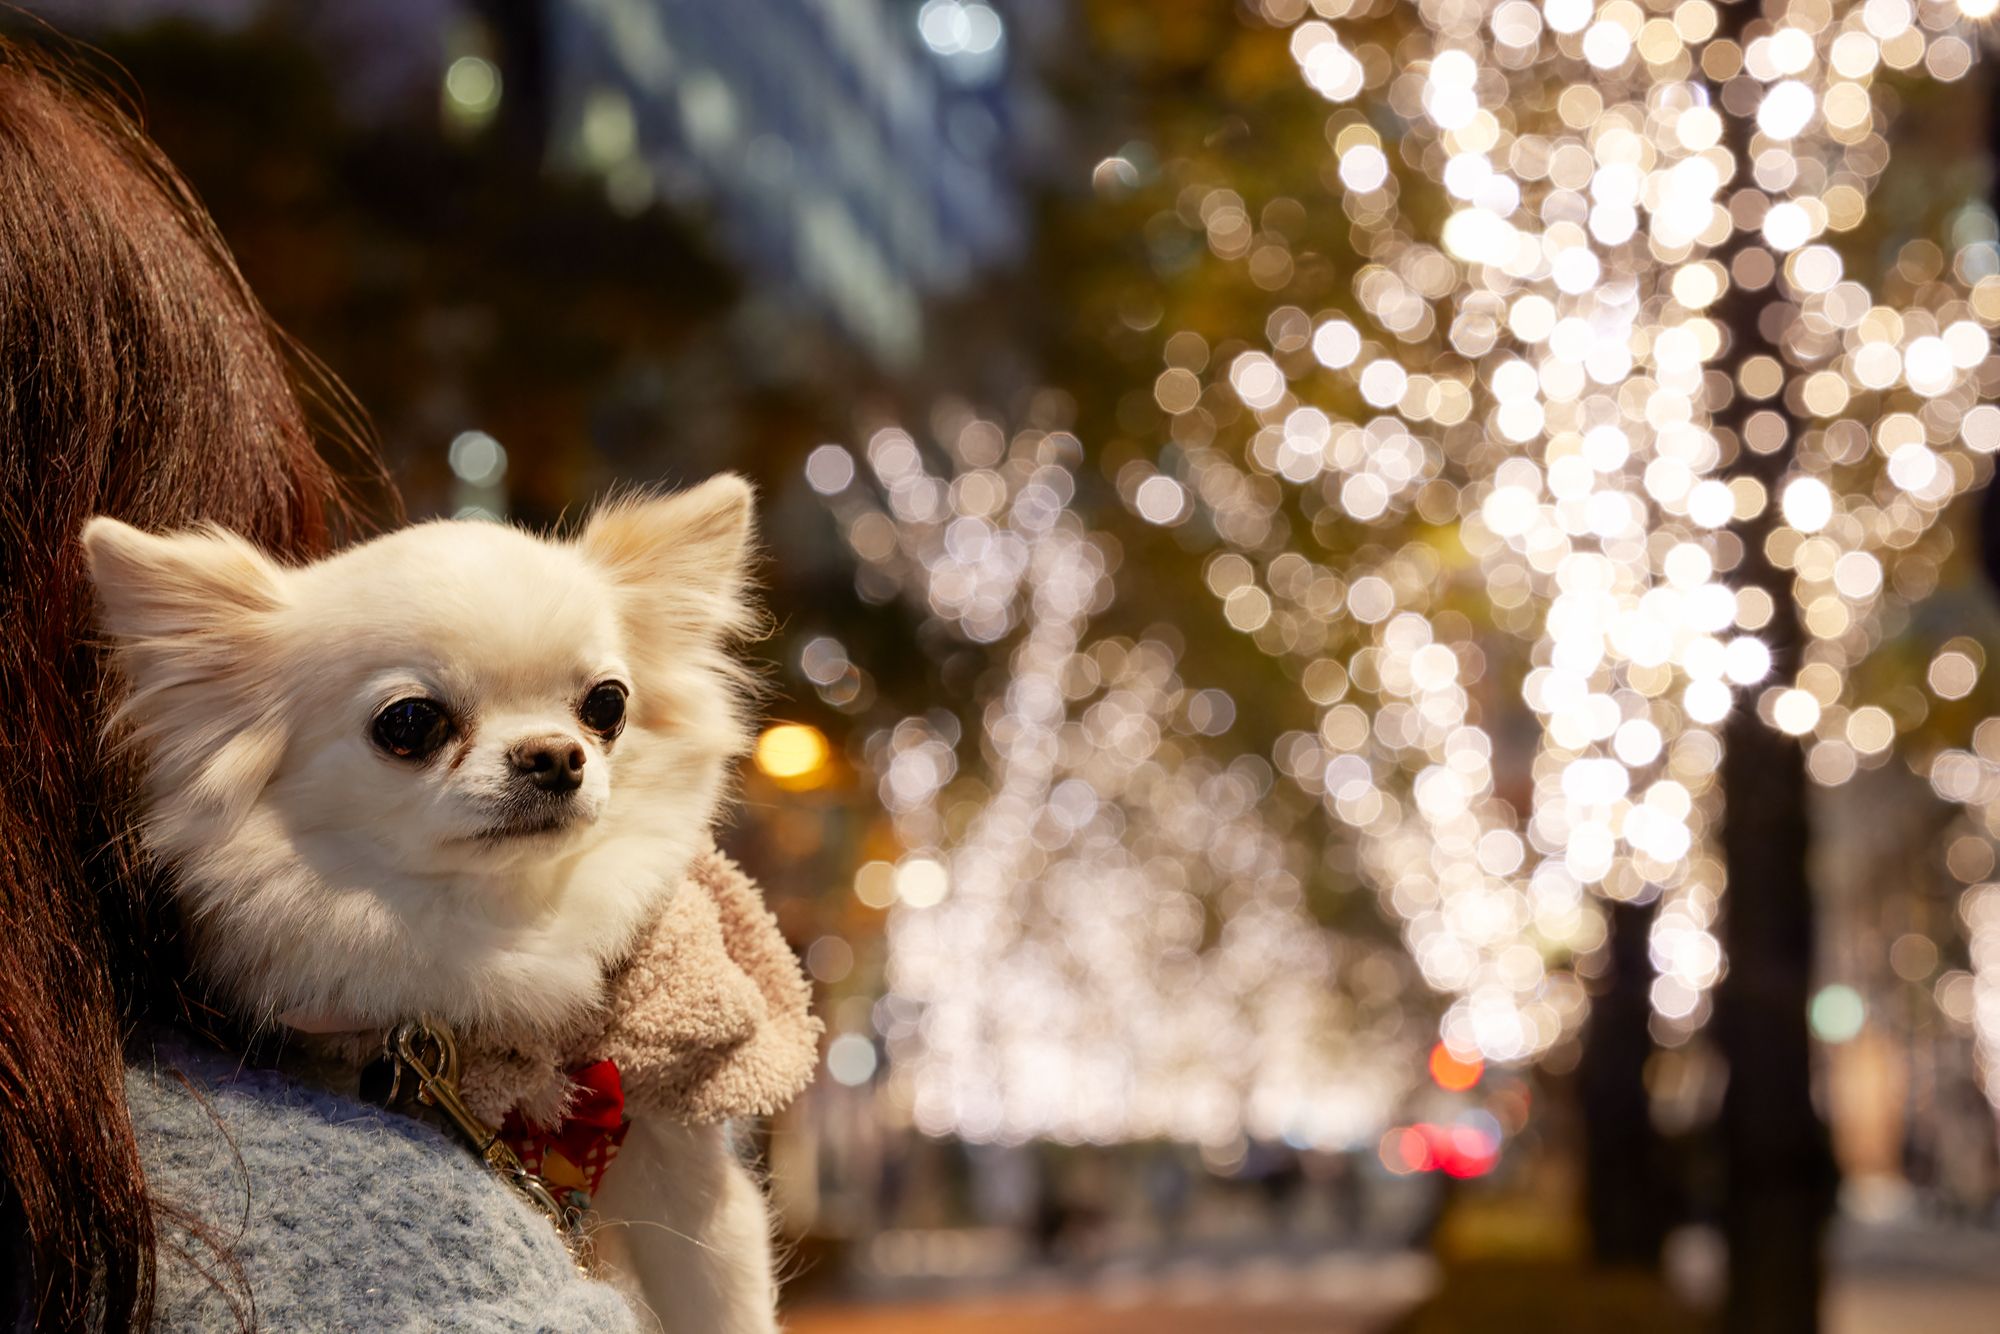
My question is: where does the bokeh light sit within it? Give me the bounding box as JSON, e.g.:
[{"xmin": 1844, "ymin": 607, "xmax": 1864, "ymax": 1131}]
[
  {"xmin": 755, "ymin": 722, "xmax": 833, "ymax": 788},
  {"xmin": 811, "ymin": 0, "xmax": 2000, "ymax": 1150}
]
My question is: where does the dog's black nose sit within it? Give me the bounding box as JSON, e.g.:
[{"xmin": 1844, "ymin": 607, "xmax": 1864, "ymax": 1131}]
[{"xmin": 508, "ymin": 736, "xmax": 586, "ymax": 793}]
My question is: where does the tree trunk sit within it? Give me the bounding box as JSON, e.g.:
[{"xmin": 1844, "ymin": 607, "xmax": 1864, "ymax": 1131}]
[
  {"xmin": 1578, "ymin": 899, "xmax": 1673, "ymax": 1268},
  {"xmin": 1706, "ymin": 6, "xmax": 1840, "ymax": 1327},
  {"xmin": 1714, "ymin": 591, "xmax": 1835, "ymax": 1333}
]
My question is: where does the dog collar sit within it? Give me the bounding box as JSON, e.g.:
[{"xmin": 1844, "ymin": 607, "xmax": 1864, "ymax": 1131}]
[
  {"xmin": 496, "ymin": 1058, "xmax": 632, "ymax": 1214},
  {"xmin": 369, "ymin": 1019, "xmax": 598, "ymax": 1269}
]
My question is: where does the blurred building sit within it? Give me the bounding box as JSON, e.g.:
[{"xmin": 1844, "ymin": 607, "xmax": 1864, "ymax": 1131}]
[
  {"xmin": 30, "ymin": 0, "xmax": 1034, "ymax": 371},
  {"xmin": 546, "ymin": 0, "xmax": 1029, "ymax": 368}
]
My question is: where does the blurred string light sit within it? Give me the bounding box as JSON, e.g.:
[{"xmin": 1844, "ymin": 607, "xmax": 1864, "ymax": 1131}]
[
  {"xmin": 916, "ymin": 0, "xmax": 1007, "ymax": 85},
  {"xmin": 1377, "ymin": 1116, "xmax": 1501, "ymax": 1178},
  {"xmin": 799, "ymin": 633, "xmax": 876, "ymax": 712},
  {"xmin": 816, "ymin": 414, "xmax": 1420, "ymax": 1148},
  {"xmin": 1967, "ymin": 883, "xmax": 2000, "ymax": 1101},
  {"xmin": 1808, "ymin": 981, "xmax": 1866, "ymax": 1043},
  {"xmin": 1428, "ymin": 1041, "xmax": 1485, "ymax": 1091},
  {"xmin": 1925, "ymin": 714, "xmax": 2000, "ymax": 1106},
  {"xmin": 448, "ymin": 429, "xmax": 507, "ymax": 486},
  {"xmin": 826, "ymin": 1033, "xmax": 881, "ymax": 1087},
  {"xmin": 442, "ymin": 53, "xmax": 502, "ymax": 131},
  {"xmin": 820, "ymin": 0, "xmax": 2000, "ymax": 1140},
  {"xmin": 754, "ymin": 722, "xmax": 833, "ymax": 789},
  {"xmin": 448, "ymin": 429, "xmax": 508, "ymax": 522},
  {"xmin": 1113, "ymin": 0, "xmax": 1999, "ymax": 1059}
]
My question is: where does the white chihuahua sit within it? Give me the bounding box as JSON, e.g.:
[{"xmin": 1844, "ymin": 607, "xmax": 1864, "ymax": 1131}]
[{"xmin": 84, "ymin": 477, "xmax": 781, "ymax": 1333}]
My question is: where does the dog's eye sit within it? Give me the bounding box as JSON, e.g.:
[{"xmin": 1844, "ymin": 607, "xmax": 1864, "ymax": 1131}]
[
  {"xmin": 579, "ymin": 683, "xmax": 627, "ymax": 739},
  {"xmin": 372, "ymin": 698, "xmax": 452, "ymax": 760}
]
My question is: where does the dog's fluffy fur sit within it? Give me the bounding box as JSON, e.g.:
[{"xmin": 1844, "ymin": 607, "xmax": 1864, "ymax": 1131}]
[{"xmin": 85, "ymin": 476, "xmax": 781, "ymax": 1332}]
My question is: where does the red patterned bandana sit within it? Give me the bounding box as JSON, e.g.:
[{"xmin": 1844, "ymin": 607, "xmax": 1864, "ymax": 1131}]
[{"xmin": 498, "ymin": 1058, "xmax": 631, "ymax": 1211}]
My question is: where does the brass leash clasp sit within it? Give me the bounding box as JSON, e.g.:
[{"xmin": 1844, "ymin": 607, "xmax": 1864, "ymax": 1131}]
[{"xmin": 385, "ymin": 1018, "xmax": 590, "ymax": 1268}]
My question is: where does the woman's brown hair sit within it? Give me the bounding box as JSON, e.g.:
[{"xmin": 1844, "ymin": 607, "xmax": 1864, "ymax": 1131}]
[{"xmin": 0, "ymin": 28, "xmax": 389, "ymax": 1329}]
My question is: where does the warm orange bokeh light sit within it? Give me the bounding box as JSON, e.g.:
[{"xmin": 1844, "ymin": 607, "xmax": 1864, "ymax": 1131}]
[
  {"xmin": 754, "ymin": 723, "xmax": 832, "ymax": 789},
  {"xmin": 1429, "ymin": 1042, "xmax": 1483, "ymax": 1093}
]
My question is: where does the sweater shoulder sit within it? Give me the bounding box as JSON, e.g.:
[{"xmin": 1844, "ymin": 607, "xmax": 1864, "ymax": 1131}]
[{"xmin": 127, "ymin": 1032, "xmax": 641, "ymax": 1333}]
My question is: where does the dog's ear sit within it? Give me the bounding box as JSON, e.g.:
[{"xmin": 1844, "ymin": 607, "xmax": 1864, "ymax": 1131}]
[
  {"xmin": 577, "ymin": 478, "xmax": 760, "ymax": 749},
  {"xmin": 81, "ymin": 518, "xmax": 291, "ymax": 836},
  {"xmin": 83, "ymin": 517, "xmax": 286, "ymax": 642},
  {"xmin": 577, "ymin": 475, "xmax": 758, "ymax": 638}
]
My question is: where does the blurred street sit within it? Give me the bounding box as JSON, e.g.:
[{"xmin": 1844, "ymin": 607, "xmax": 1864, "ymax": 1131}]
[
  {"xmin": 787, "ymin": 1216, "xmax": 2000, "ymax": 1333},
  {"xmin": 1826, "ymin": 1217, "xmax": 2000, "ymax": 1334},
  {"xmin": 790, "ymin": 1247, "xmax": 1435, "ymax": 1334}
]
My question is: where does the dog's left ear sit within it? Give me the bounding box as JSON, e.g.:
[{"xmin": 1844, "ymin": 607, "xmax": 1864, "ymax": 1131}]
[
  {"xmin": 80, "ymin": 518, "xmax": 292, "ymax": 837},
  {"xmin": 578, "ymin": 476, "xmax": 758, "ymax": 638}
]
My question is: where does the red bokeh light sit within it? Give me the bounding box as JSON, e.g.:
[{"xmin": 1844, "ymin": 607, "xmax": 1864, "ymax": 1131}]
[{"xmin": 1378, "ymin": 1121, "xmax": 1499, "ymax": 1179}]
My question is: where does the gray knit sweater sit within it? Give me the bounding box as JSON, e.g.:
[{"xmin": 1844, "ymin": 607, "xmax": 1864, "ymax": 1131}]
[{"xmin": 127, "ymin": 1033, "xmax": 642, "ymax": 1332}]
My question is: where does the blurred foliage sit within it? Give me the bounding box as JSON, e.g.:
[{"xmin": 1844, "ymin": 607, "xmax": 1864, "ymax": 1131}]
[{"xmin": 997, "ymin": 2, "xmax": 1408, "ymax": 934}]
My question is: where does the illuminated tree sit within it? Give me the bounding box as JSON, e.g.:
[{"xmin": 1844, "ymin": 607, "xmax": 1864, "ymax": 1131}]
[
  {"xmin": 810, "ymin": 409, "xmax": 1420, "ymax": 1150},
  {"xmin": 819, "ymin": 0, "xmax": 1998, "ymax": 1324}
]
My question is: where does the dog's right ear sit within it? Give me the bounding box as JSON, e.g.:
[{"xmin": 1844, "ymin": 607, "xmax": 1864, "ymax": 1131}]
[{"xmin": 82, "ymin": 517, "xmax": 286, "ymax": 643}]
